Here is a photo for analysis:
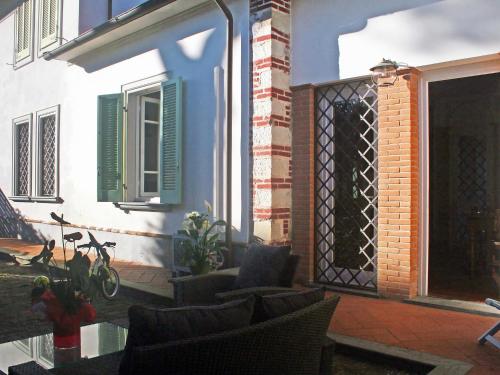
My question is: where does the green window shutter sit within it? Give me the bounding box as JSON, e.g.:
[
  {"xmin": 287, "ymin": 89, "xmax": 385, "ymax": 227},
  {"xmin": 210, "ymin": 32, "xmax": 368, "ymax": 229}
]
[
  {"xmin": 160, "ymin": 78, "xmax": 183, "ymax": 204},
  {"xmin": 40, "ymin": 0, "xmax": 58, "ymax": 49},
  {"xmin": 97, "ymin": 94, "xmax": 123, "ymax": 202},
  {"xmin": 15, "ymin": 0, "xmax": 32, "ymax": 61}
]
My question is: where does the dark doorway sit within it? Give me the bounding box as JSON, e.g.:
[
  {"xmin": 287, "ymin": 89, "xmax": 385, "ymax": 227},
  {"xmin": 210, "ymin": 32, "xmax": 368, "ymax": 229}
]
[{"xmin": 429, "ymin": 72, "xmax": 500, "ymax": 301}]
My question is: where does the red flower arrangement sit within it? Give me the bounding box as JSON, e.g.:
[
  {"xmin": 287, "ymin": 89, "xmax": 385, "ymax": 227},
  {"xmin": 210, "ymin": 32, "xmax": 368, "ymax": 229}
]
[{"xmin": 31, "ymin": 251, "xmax": 97, "ymax": 349}]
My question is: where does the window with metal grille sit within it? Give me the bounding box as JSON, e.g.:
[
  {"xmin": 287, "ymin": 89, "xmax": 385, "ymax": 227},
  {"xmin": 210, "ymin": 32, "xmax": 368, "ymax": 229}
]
[
  {"xmin": 315, "ymin": 78, "xmax": 379, "ymax": 290},
  {"xmin": 12, "ymin": 115, "xmax": 32, "ymax": 197},
  {"xmin": 36, "ymin": 106, "xmax": 59, "ymax": 198},
  {"xmin": 14, "ymin": 0, "xmax": 34, "ymax": 65},
  {"xmin": 39, "ymin": 0, "xmax": 61, "ymax": 52}
]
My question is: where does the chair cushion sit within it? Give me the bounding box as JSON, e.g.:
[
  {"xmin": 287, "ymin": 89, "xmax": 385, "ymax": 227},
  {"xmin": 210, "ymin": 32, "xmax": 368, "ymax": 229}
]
[
  {"xmin": 233, "ymin": 243, "xmax": 291, "ymax": 289},
  {"xmin": 278, "ymin": 254, "xmax": 300, "ymax": 287},
  {"xmin": 253, "ymin": 288, "xmax": 325, "ymax": 323},
  {"xmin": 119, "ymin": 296, "xmax": 255, "ymax": 375}
]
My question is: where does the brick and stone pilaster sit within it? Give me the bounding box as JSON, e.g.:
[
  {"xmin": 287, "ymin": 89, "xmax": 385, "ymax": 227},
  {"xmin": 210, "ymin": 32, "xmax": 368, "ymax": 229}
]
[
  {"xmin": 377, "ymin": 69, "xmax": 420, "ymax": 299},
  {"xmin": 250, "ymin": 0, "xmax": 291, "ymax": 244},
  {"xmin": 290, "ymin": 84, "xmax": 315, "ymax": 283}
]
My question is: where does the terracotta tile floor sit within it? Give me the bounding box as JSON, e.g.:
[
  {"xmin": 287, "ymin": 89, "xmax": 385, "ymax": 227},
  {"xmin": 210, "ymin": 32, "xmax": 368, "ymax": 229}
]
[
  {"xmin": 329, "ymin": 292, "xmax": 500, "ymax": 374},
  {"xmin": 1, "ymin": 239, "xmax": 499, "ymax": 374},
  {"xmin": 0, "ymin": 238, "xmax": 171, "ymax": 290}
]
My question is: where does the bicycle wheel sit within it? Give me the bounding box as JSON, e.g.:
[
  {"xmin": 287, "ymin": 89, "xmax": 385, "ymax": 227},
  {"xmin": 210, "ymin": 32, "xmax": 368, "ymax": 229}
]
[{"xmin": 100, "ymin": 267, "xmax": 120, "ymax": 300}]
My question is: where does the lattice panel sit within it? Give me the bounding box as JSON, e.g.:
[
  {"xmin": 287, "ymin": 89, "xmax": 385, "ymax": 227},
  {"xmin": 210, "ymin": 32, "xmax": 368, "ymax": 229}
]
[
  {"xmin": 315, "ymin": 79, "xmax": 378, "ymax": 289},
  {"xmin": 455, "ymin": 136, "xmax": 488, "ymax": 243},
  {"xmin": 40, "ymin": 115, "xmax": 56, "ymax": 196},
  {"xmin": 16, "ymin": 122, "xmax": 30, "ymax": 196}
]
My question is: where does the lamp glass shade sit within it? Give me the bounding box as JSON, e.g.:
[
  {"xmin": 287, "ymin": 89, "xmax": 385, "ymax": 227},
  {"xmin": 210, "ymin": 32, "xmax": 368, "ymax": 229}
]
[{"xmin": 370, "ymin": 59, "xmax": 398, "ymax": 86}]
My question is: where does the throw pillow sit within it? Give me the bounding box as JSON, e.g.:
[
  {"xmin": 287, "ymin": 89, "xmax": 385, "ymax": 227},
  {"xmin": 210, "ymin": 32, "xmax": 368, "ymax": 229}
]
[
  {"xmin": 119, "ymin": 296, "xmax": 255, "ymax": 375},
  {"xmin": 253, "ymin": 288, "xmax": 325, "ymax": 323},
  {"xmin": 233, "ymin": 243, "xmax": 291, "ymax": 289}
]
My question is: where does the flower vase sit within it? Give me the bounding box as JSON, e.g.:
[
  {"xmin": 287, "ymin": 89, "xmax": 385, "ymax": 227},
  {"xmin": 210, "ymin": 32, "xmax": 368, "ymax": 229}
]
[{"xmin": 53, "ymin": 319, "xmax": 81, "ymax": 349}]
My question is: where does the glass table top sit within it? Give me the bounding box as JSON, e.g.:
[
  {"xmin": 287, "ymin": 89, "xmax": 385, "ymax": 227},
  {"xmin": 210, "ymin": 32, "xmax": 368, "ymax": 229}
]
[{"xmin": 0, "ymin": 322, "xmax": 128, "ymax": 374}]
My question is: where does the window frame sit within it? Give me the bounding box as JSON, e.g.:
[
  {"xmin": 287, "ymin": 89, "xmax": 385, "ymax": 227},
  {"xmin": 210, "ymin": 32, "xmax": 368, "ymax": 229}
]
[
  {"xmin": 11, "ymin": 114, "xmax": 33, "ymax": 200},
  {"xmin": 139, "ymin": 95, "xmax": 161, "ymax": 197},
  {"xmin": 121, "ymin": 72, "xmax": 169, "ymax": 203},
  {"xmin": 34, "ymin": 105, "xmax": 60, "ymax": 201},
  {"xmin": 13, "ymin": 0, "xmax": 35, "ymax": 69},
  {"xmin": 38, "ymin": 0, "xmax": 63, "ymax": 56}
]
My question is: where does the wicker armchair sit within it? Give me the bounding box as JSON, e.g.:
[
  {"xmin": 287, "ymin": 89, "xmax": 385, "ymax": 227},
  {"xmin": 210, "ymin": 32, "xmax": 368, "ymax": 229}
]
[
  {"xmin": 9, "ymin": 296, "xmax": 340, "ymax": 375},
  {"xmin": 169, "ymin": 253, "xmax": 301, "ymax": 306}
]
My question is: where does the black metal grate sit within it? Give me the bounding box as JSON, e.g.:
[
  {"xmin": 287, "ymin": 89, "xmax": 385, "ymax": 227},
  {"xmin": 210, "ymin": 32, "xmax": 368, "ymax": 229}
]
[
  {"xmin": 315, "ymin": 79, "xmax": 378, "ymax": 289},
  {"xmin": 39, "ymin": 114, "xmax": 56, "ymax": 196},
  {"xmin": 455, "ymin": 135, "xmax": 488, "ymax": 244},
  {"xmin": 15, "ymin": 122, "xmax": 30, "ymax": 196}
]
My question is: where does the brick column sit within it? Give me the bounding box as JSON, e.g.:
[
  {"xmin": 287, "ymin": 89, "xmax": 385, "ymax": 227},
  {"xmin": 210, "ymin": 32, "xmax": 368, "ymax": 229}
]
[
  {"xmin": 377, "ymin": 69, "xmax": 420, "ymax": 299},
  {"xmin": 250, "ymin": 0, "xmax": 291, "ymax": 244},
  {"xmin": 290, "ymin": 84, "xmax": 315, "ymax": 283}
]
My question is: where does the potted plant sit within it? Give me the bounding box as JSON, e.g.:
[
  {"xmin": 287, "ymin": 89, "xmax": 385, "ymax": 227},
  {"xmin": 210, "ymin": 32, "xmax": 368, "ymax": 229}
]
[
  {"xmin": 30, "ymin": 213, "xmax": 97, "ymax": 350},
  {"xmin": 179, "ymin": 204, "xmax": 226, "ymax": 275},
  {"xmin": 32, "ymin": 276, "xmax": 96, "ymax": 349}
]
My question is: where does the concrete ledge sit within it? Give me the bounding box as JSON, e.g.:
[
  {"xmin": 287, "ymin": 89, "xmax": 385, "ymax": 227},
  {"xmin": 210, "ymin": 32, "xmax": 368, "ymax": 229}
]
[
  {"xmin": 330, "ymin": 333, "xmax": 473, "ymax": 375},
  {"xmin": 406, "ymin": 296, "xmax": 500, "ymax": 318},
  {"xmin": 310, "ymin": 282, "xmax": 379, "ymax": 298}
]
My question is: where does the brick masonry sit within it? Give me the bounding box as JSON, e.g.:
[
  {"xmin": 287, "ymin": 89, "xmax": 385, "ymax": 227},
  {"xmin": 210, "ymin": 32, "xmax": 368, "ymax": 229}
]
[
  {"xmin": 290, "ymin": 70, "xmax": 421, "ymax": 298},
  {"xmin": 250, "ymin": 0, "xmax": 292, "ymax": 244},
  {"xmin": 290, "ymin": 84, "xmax": 315, "ymax": 284},
  {"xmin": 377, "ymin": 68, "xmax": 420, "ymax": 299}
]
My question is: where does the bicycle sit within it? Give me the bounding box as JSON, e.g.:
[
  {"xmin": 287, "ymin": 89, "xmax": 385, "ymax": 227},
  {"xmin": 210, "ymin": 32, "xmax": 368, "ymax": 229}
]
[
  {"xmin": 44, "ymin": 212, "xmax": 120, "ymax": 300},
  {"xmin": 77, "ymin": 232, "xmax": 121, "ymax": 300}
]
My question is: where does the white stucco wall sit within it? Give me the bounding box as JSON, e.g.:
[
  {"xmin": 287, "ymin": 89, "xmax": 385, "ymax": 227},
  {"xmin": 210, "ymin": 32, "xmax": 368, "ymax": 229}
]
[
  {"xmin": 0, "ymin": 0, "xmax": 250, "ymax": 267},
  {"xmin": 113, "ymin": 0, "xmax": 149, "ymax": 17},
  {"xmin": 291, "ymin": 0, "xmax": 500, "ymax": 85},
  {"xmin": 79, "ymin": 0, "xmax": 108, "ymax": 34}
]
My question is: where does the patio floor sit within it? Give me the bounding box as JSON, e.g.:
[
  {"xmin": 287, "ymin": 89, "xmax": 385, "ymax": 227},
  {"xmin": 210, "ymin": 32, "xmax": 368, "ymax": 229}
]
[
  {"xmin": 0, "ymin": 238, "xmax": 172, "ymax": 297},
  {"xmin": 1, "ymin": 238, "xmax": 499, "ymax": 374}
]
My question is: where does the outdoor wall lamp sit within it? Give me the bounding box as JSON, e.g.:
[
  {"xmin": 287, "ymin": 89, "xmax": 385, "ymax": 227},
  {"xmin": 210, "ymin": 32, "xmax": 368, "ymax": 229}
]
[{"xmin": 370, "ymin": 58, "xmax": 407, "ymax": 87}]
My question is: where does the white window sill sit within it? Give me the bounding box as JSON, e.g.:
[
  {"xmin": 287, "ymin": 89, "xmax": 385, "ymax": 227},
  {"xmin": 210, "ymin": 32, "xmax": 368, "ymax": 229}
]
[
  {"xmin": 9, "ymin": 196, "xmax": 63, "ymax": 203},
  {"xmin": 13, "ymin": 54, "xmax": 34, "ymax": 70},
  {"xmin": 113, "ymin": 202, "xmax": 171, "ymax": 212}
]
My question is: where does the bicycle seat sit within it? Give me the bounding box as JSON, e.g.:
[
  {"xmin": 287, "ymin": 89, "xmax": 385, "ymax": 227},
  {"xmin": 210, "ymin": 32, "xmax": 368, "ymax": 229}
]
[{"xmin": 64, "ymin": 232, "xmax": 83, "ymax": 242}]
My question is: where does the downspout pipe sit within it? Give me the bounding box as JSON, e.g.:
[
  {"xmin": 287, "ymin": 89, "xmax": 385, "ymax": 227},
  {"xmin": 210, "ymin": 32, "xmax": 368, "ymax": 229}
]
[
  {"xmin": 212, "ymin": 0, "xmax": 234, "ymax": 266},
  {"xmin": 107, "ymin": 0, "xmax": 113, "ymax": 19}
]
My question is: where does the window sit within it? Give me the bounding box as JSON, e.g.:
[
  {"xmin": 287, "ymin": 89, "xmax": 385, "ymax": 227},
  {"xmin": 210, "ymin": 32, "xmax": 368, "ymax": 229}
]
[
  {"xmin": 11, "ymin": 107, "xmax": 60, "ymax": 201},
  {"xmin": 12, "ymin": 115, "xmax": 32, "ymax": 197},
  {"xmin": 140, "ymin": 94, "xmax": 161, "ymax": 196},
  {"xmin": 14, "ymin": 0, "xmax": 34, "ymax": 67},
  {"xmin": 35, "ymin": 106, "xmax": 60, "ymax": 199},
  {"xmin": 97, "ymin": 77, "xmax": 183, "ymax": 205},
  {"xmin": 39, "ymin": 0, "xmax": 62, "ymax": 53}
]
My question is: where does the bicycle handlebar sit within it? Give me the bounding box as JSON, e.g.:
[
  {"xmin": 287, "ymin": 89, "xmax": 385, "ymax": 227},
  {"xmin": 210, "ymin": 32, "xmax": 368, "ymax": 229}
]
[
  {"xmin": 77, "ymin": 241, "xmax": 115, "ymax": 249},
  {"xmin": 78, "ymin": 232, "xmax": 116, "ymax": 250},
  {"xmin": 77, "ymin": 243, "xmax": 92, "ymax": 249}
]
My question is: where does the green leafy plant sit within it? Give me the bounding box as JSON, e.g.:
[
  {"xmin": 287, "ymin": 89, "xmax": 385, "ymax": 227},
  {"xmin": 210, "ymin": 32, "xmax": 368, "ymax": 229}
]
[{"xmin": 179, "ymin": 203, "xmax": 226, "ymax": 275}]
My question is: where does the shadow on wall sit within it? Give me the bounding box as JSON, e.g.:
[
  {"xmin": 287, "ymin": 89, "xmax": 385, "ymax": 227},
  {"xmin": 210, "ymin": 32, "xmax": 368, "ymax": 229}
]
[
  {"xmin": 292, "ymin": 0, "xmax": 444, "ymax": 82},
  {"xmin": 0, "ymin": 189, "xmax": 44, "ymax": 243},
  {"xmin": 65, "ymin": 4, "xmax": 249, "ymax": 268}
]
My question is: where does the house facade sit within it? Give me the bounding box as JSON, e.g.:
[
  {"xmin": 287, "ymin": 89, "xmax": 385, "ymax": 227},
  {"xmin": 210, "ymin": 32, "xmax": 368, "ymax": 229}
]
[{"xmin": 1, "ymin": 0, "xmax": 499, "ymax": 300}]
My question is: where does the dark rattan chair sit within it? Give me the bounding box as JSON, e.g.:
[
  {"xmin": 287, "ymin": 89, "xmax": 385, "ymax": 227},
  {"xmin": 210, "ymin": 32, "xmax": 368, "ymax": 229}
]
[
  {"xmin": 169, "ymin": 254, "xmax": 301, "ymax": 306},
  {"xmin": 9, "ymin": 296, "xmax": 340, "ymax": 375}
]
